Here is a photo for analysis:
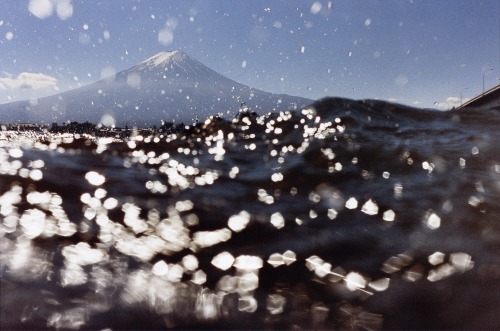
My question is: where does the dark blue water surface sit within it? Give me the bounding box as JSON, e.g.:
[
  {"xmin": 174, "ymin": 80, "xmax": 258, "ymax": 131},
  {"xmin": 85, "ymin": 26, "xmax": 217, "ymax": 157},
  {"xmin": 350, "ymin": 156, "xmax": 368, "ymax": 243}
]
[{"xmin": 1, "ymin": 98, "xmax": 500, "ymax": 330}]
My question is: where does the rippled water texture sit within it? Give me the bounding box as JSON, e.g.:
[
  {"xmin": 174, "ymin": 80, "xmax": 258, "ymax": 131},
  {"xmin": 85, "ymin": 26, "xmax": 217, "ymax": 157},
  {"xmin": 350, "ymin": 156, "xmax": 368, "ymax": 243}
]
[{"xmin": 1, "ymin": 98, "xmax": 500, "ymax": 330}]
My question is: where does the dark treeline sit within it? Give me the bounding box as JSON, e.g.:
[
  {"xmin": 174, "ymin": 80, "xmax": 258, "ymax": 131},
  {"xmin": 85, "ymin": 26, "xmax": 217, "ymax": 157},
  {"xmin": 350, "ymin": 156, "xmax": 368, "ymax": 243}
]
[{"xmin": 1, "ymin": 120, "xmax": 188, "ymax": 137}]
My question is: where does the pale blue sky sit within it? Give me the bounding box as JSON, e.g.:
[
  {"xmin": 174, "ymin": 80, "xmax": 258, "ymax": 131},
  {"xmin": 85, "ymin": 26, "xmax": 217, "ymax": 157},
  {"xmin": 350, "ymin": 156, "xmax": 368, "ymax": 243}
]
[{"xmin": 0, "ymin": 0, "xmax": 498, "ymax": 110}]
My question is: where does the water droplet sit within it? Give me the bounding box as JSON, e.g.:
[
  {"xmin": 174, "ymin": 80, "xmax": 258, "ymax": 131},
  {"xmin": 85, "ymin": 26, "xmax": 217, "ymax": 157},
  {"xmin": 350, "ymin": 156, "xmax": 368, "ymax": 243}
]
[
  {"xmin": 345, "ymin": 197, "xmax": 358, "ymax": 209},
  {"xmin": 152, "ymin": 260, "xmax": 169, "ymax": 276},
  {"xmin": 425, "ymin": 212, "xmax": 441, "ymax": 229},
  {"xmin": 270, "ymin": 212, "xmax": 285, "ymax": 229},
  {"xmin": 383, "ymin": 209, "xmax": 396, "ymax": 222},
  {"xmin": 211, "ymin": 252, "xmax": 235, "ymax": 270},
  {"xmin": 85, "ymin": 171, "xmax": 105, "ymax": 186},
  {"xmin": 361, "ymin": 199, "xmax": 379, "ymax": 215},
  {"xmin": 310, "ymin": 2, "xmax": 322, "ymax": 14}
]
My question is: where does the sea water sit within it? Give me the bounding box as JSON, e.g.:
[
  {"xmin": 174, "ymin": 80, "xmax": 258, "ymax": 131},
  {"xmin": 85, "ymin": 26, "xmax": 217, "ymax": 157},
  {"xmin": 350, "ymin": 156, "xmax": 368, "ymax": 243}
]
[{"xmin": 1, "ymin": 97, "xmax": 499, "ymax": 330}]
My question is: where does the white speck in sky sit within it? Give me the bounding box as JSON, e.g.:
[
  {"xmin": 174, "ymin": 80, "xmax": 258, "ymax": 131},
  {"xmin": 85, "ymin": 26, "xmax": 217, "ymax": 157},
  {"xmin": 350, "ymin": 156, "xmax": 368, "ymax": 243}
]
[
  {"xmin": 158, "ymin": 18, "xmax": 178, "ymax": 45},
  {"xmin": 56, "ymin": 0, "xmax": 73, "ymax": 20},
  {"xmin": 395, "ymin": 74, "xmax": 408, "ymax": 87},
  {"xmin": 364, "ymin": 18, "xmax": 371, "ymax": 27},
  {"xmin": 79, "ymin": 32, "xmax": 90, "ymax": 44},
  {"xmin": 158, "ymin": 29, "xmax": 174, "ymax": 45},
  {"xmin": 83, "ymin": 24, "xmax": 89, "ymax": 30},
  {"xmin": 28, "ymin": 0, "xmax": 53, "ymax": 19},
  {"xmin": 188, "ymin": 13, "xmax": 197, "ymax": 25},
  {"xmin": 103, "ymin": 30, "xmax": 110, "ymax": 40},
  {"xmin": 166, "ymin": 17, "xmax": 179, "ymax": 29},
  {"xmin": 310, "ymin": 2, "xmax": 322, "ymax": 15},
  {"xmin": 348, "ymin": 51, "xmax": 352, "ymax": 57},
  {"xmin": 300, "ymin": 46, "xmax": 305, "ymax": 53},
  {"xmin": 273, "ymin": 21, "xmax": 282, "ymax": 29},
  {"xmin": 5, "ymin": 32, "xmax": 13, "ymax": 40},
  {"xmin": 241, "ymin": 60, "xmax": 247, "ymax": 68}
]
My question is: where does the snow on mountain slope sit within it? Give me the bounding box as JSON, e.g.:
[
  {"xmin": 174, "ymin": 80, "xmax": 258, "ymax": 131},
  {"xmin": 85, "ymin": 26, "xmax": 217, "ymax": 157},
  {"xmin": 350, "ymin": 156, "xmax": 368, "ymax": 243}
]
[
  {"xmin": 0, "ymin": 51, "xmax": 313, "ymax": 127},
  {"xmin": 138, "ymin": 51, "xmax": 180, "ymax": 68}
]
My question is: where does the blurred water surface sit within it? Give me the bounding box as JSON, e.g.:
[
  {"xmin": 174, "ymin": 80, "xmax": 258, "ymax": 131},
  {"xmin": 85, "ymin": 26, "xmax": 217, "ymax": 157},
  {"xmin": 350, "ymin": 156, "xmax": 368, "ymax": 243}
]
[{"xmin": 1, "ymin": 98, "xmax": 500, "ymax": 330}]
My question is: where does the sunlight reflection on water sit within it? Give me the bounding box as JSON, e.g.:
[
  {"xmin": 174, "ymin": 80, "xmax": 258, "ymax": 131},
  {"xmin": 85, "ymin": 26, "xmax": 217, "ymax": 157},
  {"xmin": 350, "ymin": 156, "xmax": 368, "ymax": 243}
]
[{"xmin": 1, "ymin": 100, "xmax": 500, "ymax": 330}]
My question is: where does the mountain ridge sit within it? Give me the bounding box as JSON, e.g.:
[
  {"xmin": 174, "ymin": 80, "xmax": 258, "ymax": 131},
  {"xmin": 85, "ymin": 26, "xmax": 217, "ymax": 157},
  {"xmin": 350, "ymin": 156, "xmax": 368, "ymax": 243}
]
[{"xmin": 0, "ymin": 51, "xmax": 313, "ymax": 127}]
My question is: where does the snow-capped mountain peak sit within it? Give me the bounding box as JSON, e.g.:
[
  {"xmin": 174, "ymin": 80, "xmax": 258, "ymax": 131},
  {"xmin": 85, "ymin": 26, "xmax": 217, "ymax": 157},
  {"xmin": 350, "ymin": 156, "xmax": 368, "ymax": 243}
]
[
  {"xmin": 0, "ymin": 51, "xmax": 312, "ymax": 126},
  {"xmin": 134, "ymin": 50, "xmax": 192, "ymax": 72},
  {"xmin": 139, "ymin": 51, "xmax": 180, "ymax": 67},
  {"xmin": 129, "ymin": 50, "xmax": 216, "ymax": 79}
]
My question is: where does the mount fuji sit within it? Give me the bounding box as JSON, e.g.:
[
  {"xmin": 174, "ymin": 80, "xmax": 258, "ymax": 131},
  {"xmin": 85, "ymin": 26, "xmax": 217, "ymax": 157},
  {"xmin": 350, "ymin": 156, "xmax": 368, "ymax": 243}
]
[{"xmin": 0, "ymin": 51, "xmax": 313, "ymax": 127}]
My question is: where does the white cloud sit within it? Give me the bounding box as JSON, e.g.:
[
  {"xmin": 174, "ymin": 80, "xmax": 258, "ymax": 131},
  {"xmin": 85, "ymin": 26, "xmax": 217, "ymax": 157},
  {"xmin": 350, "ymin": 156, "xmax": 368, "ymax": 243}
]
[
  {"xmin": 435, "ymin": 96, "xmax": 470, "ymax": 110},
  {"xmin": 0, "ymin": 72, "xmax": 58, "ymax": 90}
]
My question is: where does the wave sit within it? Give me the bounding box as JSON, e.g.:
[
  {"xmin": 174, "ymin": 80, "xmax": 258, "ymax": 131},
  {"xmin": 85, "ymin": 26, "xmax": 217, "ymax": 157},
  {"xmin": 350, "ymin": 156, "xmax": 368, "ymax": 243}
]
[{"xmin": 1, "ymin": 97, "xmax": 500, "ymax": 330}]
